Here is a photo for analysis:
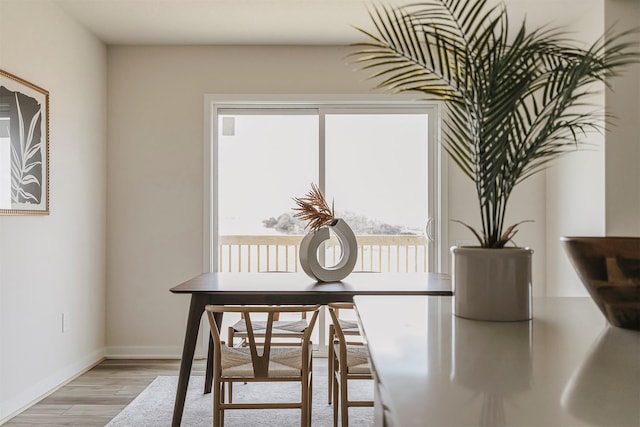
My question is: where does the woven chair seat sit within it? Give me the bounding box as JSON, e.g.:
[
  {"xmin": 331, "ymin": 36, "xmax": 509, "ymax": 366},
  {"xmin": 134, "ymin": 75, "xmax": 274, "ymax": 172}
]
[
  {"xmin": 231, "ymin": 319, "xmax": 308, "ymax": 335},
  {"xmin": 338, "ymin": 319, "xmax": 360, "ymax": 333},
  {"xmin": 334, "ymin": 343, "xmax": 371, "ymax": 374}
]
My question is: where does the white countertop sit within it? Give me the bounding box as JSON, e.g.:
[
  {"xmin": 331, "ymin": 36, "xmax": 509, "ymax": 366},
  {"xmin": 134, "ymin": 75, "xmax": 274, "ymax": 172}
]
[{"xmin": 354, "ymin": 296, "xmax": 640, "ymax": 427}]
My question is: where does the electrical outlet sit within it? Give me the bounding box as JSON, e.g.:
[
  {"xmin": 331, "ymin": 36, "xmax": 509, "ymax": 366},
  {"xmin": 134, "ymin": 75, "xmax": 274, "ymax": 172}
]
[{"xmin": 62, "ymin": 312, "xmax": 70, "ymax": 333}]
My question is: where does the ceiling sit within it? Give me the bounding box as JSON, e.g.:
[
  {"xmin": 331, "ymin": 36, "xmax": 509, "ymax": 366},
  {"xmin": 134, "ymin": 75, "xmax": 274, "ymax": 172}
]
[{"xmin": 54, "ymin": 0, "xmax": 406, "ymax": 45}]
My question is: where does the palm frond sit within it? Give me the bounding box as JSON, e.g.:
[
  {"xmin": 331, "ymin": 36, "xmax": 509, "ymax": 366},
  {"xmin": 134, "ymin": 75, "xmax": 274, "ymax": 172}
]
[{"xmin": 352, "ymin": 0, "xmax": 640, "ymax": 247}]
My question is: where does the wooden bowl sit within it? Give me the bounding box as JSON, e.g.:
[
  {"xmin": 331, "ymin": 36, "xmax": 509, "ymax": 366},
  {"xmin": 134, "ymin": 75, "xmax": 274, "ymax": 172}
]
[{"xmin": 561, "ymin": 237, "xmax": 640, "ymax": 330}]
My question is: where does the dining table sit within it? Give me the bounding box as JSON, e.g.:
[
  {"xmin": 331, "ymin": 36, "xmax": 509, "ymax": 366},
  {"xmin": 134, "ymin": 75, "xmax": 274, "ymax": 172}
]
[{"xmin": 169, "ymin": 271, "xmax": 452, "ymax": 427}]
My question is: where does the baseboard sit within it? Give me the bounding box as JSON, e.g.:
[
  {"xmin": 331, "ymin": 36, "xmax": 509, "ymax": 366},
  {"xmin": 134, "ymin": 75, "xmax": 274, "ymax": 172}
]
[
  {"xmin": 0, "ymin": 348, "xmax": 106, "ymax": 425},
  {"xmin": 105, "ymin": 345, "xmax": 207, "ymax": 359}
]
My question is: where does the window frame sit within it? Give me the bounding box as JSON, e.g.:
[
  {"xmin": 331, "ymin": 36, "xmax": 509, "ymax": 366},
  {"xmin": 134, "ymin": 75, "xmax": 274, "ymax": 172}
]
[{"xmin": 203, "ymin": 94, "xmax": 449, "ymax": 274}]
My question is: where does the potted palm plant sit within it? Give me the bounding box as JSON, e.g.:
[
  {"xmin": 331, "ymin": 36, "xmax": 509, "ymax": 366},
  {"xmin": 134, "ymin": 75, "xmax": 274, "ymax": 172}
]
[{"xmin": 351, "ymin": 0, "xmax": 638, "ymax": 320}]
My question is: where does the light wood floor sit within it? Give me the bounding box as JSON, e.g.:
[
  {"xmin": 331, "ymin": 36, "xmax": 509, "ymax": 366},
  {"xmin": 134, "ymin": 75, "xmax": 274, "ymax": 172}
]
[{"xmin": 2, "ymin": 359, "xmax": 206, "ymax": 427}]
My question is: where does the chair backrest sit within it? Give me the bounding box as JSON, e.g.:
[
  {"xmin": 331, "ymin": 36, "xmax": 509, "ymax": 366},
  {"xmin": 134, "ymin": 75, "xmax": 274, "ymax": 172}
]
[
  {"xmin": 327, "ymin": 302, "xmax": 356, "ymax": 344},
  {"xmin": 206, "ymin": 304, "xmax": 321, "ymax": 377}
]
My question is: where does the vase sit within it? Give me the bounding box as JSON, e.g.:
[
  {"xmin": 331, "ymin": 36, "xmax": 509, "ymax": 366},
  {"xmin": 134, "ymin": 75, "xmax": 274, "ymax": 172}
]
[
  {"xmin": 299, "ymin": 218, "xmax": 357, "ymax": 282},
  {"xmin": 452, "ymin": 246, "xmax": 533, "ymax": 321}
]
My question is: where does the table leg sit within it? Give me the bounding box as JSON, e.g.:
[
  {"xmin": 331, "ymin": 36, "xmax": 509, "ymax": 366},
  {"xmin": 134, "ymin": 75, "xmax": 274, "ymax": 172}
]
[{"xmin": 171, "ymin": 294, "xmax": 208, "ymax": 427}]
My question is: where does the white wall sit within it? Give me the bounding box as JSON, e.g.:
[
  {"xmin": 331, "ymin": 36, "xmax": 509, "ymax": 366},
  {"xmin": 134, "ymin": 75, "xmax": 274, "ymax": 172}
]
[
  {"xmin": 104, "ymin": 46, "xmax": 544, "ymax": 357},
  {"xmin": 605, "ymin": 0, "xmax": 640, "ymax": 236},
  {"xmin": 543, "ymin": 1, "xmax": 608, "ymax": 296},
  {"xmin": 105, "ymin": 45, "xmax": 378, "ymax": 357},
  {"xmin": 104, "ymin": 45, "xmax": 529, "ymax": 358},
  {"xmin": 0, "ymin": 0, "xmax": 107, "ymax": 421},
  {"xmin": 545, "ymin": 0, "xmax": 640, "ymax": 296},
  {"xmin": 106, "ymin": 0, "xmax": 610, "ymax": 357}
]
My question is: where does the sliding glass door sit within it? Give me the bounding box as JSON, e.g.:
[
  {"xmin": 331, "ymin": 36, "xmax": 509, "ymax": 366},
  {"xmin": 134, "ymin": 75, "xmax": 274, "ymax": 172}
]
[
  {"xmin": 213, "ymin": 105, "xmax": 439, "ymax": 274},
  {"xmin": 207, "ymin": 98, "xmax": 442, "ymax": 354}
]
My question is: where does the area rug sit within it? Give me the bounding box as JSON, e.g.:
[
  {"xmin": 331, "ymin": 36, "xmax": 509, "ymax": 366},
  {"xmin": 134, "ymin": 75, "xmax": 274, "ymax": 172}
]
[{"xmin": 106, "ymin": 361, "xmax": 373, "ymax": 426}]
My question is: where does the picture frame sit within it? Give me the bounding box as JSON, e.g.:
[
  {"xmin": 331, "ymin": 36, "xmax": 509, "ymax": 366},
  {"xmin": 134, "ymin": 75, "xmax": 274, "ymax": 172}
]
[{"xmin": 0, "ymin": 69, "xmax": 49, "ymax": 215}]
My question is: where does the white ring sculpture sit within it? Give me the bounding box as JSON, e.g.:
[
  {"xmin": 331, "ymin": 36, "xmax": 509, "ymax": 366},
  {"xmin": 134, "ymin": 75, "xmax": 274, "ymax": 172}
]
[{"xmin": 299, "ymin": 219, "xmax": 358, "ymax": 282}]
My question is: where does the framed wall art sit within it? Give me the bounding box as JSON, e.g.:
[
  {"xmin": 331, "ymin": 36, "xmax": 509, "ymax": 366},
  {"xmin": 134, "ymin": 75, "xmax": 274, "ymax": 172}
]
[{"xmin": 0, "ymin": 69, "xmax": 49, "ymax": 215}]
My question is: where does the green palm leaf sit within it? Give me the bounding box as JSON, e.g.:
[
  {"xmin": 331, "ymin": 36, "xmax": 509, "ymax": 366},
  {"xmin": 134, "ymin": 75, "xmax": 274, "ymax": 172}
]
[{"xmin": 351, "ymin": 0, "xmax": 639, "ymax": 247}]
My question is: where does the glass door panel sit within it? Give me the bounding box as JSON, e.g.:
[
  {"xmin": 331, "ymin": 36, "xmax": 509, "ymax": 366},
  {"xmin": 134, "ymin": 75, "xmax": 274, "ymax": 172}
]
[
  {"xmin": 216, "ymin": 111, "xmax": 320, "ymax": 347},
  {"xmin": 324, "ymin": 112, "xmax": 430, "ymax": 272},
  {"xmin": 217, "ymin": 111, "xmax": 319, "ymax": 272}
]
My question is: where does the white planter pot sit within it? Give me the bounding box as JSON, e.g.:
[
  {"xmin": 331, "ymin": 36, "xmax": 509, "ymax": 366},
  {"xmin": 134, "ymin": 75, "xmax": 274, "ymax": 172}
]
[
  {"xmin": 299, "ymin": 218, "xmax": 357, "ymax": 282},
  {"xmin": 452, "ymin": 246, "xmax": 534, "ymax": 321}
]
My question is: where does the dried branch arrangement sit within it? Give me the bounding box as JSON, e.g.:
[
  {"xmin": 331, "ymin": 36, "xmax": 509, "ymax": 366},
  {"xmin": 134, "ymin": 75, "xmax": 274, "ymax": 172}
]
[{"xmin": 292, "ymin": 183, "xmax": 335, "ymax": 232}]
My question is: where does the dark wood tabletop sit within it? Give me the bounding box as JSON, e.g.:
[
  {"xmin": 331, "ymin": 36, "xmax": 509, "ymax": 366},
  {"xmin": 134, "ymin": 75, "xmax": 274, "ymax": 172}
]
[
  {"xmin": 170, "ymin": 271, "xmax": 451, "ymax": 426},
  {"xmin": 170, "ymin": 271, "xmax": 452, "ymax": 302}
]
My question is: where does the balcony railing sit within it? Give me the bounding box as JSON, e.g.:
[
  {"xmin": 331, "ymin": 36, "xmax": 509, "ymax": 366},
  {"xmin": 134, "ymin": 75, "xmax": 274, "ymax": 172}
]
[{"xmin": 218, "ymin": 234, "xmax": 429, "ymax": 273}]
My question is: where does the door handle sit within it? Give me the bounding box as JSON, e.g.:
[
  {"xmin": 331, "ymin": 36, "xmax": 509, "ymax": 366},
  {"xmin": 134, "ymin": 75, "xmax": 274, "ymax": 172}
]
[{"xmin": 425, "ymin": 217, "xmax": 436, "ymax": 242}]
